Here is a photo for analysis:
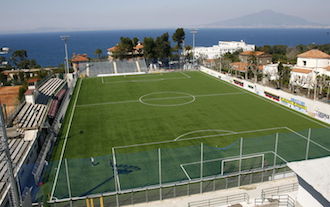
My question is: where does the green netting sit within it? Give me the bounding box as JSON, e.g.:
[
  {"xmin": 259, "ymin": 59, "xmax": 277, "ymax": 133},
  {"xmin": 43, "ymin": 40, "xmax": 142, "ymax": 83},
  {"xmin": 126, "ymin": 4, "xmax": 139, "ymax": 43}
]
[
  {"xmin": 53, "ymin": 155, "xmax": 115, "ymax": 199},
  {"xmin": 115, "ymin": 149, "xmax": 159, "ymax": 190},
  {"xmin": 49, "ymin": 127, "xmax": 330, "ymax": 201},
  {"xmin": 53, "ymin": 160, "xmax": 69, "ymax": 199},
  {"xmin": 278, "ymin": 131, "xmax": 308, "ymax": 162}
]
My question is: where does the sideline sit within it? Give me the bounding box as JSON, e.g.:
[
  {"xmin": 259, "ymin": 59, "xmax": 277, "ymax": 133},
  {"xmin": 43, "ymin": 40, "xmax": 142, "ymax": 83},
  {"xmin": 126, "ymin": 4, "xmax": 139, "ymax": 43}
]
[
  {"xmin": 50, "ymin": 78, "xmax": 82, "ymax": 200},
  {"xmin": 198, "ymin": 71, "xmax": 330, "ymax": 129}
]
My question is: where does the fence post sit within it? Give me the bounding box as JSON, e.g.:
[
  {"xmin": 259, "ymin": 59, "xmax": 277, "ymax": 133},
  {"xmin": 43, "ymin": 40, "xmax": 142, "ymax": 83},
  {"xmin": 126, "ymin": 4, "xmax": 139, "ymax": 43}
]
[
  {"xmin": 272, "ymin": 133, "xmax": 279, "ymax": 180},
  {"xmin": 238, "ymin": 138, "xmax": 243, "ymax": 187},
  {"xmin": 112, "ymin": 148, "xmax": 120, "ymax": 207},
  {"xmin": 158, "ymin": 148, "xmax": 162, "ymax": 200},
  {"xmin": 100, "ymin": 196, "xmax": 104, "ymax": 207},
  {"xmin": 64, "ymin": 158, "xmax": 73, "ymax": 207},
  {"xmin": 200, "ymin": 142, "xmax": 203, "ymax": 194},
  {"xmin": 305, "ymin": 128, "xmax": 311, "ymax": 160}
]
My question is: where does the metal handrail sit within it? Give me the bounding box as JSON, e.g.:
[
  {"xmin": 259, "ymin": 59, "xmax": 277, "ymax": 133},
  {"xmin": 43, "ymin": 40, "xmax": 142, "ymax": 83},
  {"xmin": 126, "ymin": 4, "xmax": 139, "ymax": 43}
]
[
  {"xmin": 188, "ymin": 193, "xmax": 249, "ymax": 207},
  {"xmin": 261, "ymin": 183, "xmax": 298, "ymax": 198}
]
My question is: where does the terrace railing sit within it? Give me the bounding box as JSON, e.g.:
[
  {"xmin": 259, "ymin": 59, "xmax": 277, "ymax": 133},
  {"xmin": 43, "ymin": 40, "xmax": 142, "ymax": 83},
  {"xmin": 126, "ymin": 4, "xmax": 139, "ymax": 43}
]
[{"xmin": 188, "ymin": 193, "xmax": 249, "ymax": 207}]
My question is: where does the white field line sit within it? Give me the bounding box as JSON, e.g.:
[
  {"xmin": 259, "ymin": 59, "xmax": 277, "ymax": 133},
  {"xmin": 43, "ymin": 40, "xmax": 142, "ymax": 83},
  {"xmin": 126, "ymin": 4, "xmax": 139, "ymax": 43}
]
[
  {"xmin": 199, "ymin": 71, "xmax": 330, "ymax": 129},
  {"xmin": 50, "ymin": 78, "xmax": 82, "ymax": 200},
  {"xmin": 174, "ymin": 129, "xmax": 235, "ymax": 141},
  {"xmin": 102, "ymin": 71, "xmax": 190, "ymax": 84},
  {"xmin": 175, "ymin": 127, "xmax": 288, "ymax": 142},
  {"xmin": 284, "ymin": 127, "xmax": 330, "ymax": 152},
  {"xmin": 114, "ymin": 127, "xmax": 288, "ymax": 150},
  {"xmin": 180, "ymin": 164, "xmax": 192, "ymax": 180},
  {"xmin": 76, "ymin": 92, "xmax": 245, "ymax": 108},
  {"xmin": 180, "ymin": 71, "xmax": 191, "ymax": 78}
]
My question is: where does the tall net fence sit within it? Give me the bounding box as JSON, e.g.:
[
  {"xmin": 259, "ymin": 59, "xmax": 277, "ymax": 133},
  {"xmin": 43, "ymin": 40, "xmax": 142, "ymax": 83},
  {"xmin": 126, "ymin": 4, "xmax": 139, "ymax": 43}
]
[
  {"xmin": 34, "ymin": 127, "xmax": 329, "ymax": 206},
  {"xmin": 85, "ymin": 59, "xmax": 149, "ymax": 77}
]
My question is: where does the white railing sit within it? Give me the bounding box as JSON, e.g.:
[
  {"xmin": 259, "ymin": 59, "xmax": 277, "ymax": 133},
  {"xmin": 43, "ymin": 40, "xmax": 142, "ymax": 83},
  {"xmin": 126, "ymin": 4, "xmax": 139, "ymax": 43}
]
[
  {"xmin": 188, "ymin": 193, "xmax": 249, "ymax": 207},
  {"xmin": 261, "ymin": 183, "xmax": 298, "ymax": 198}
]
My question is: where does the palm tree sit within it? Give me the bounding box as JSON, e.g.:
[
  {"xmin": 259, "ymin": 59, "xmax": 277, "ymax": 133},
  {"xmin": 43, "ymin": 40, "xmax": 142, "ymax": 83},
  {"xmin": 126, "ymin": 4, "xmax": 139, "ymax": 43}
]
[{"xmin": 94, "ymin": 49, "xmax": 103, "ymax": 60}]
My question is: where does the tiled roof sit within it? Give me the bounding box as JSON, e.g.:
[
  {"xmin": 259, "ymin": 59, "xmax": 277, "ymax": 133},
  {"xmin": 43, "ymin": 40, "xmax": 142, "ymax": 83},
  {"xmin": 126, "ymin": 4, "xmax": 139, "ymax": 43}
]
[
  {"xmin": 240, "ymin": 51, "xmax": 265, "ymax": 56},
  {"xmin": 27, "ymin": 78, "xmax": 40, "ymax": 83},
  {"xmin": 134, "ymin": 44, "xmax": 144, "ymax": 50},
  {"xmin": 297, "ymin": 49, "xmax": 330, "ymax": 59},
  {"xmin": 325, "ymin": 66, "xmax": 330, "ymax": 71},
  {"xmin": 230, "ymin": 62, "xmax": 248, "ymax": 72},
  {"xmin": 291, "ymin": 68, "xmax": 313, "ymax": 74},
  {"xmin": 24, "ymin": 89, "xmax": 34, "ymax": 95},
  {"xmin": 230, "ymin": 62, "xmax": 264, "ymax": 71},
  {"xmin": 108, "ymin": 46, "xmax": 119, "ymax": 52},
  {"xmin": 71, "ymin": 54, "xmax": 89, "ymax": 62}
]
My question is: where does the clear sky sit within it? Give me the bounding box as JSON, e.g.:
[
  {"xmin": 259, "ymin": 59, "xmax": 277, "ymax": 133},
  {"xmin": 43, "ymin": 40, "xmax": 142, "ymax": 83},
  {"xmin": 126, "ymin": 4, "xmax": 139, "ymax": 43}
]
[{"xmin": 1, "ymin": 0, "xmax": 330, "ymax": 33}]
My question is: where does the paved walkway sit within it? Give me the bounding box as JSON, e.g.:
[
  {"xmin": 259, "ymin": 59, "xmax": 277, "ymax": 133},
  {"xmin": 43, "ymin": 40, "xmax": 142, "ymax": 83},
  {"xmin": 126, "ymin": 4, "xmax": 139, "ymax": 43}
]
[{"xmin": 124, "ymin": 176, "xmax": 298, "ymax": 207}]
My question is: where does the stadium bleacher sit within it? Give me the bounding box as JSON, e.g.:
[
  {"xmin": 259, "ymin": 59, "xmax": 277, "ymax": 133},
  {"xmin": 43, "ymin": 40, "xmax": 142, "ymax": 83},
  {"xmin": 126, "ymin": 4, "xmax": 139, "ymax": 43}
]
[
  {"xmin": 36, "ymin": 78, "xmax": 64, "ymax": 104},
  {"xmin": 0, "ymin": 138, "xmax": 32, "ymax": 200},
  {"xmin": 88, "ymin": 59, "xmax": 149, "ymax": 77},
  {"xmin": 13, "ymin": 103, "xmax": 47, "ymax": 131},
  {"xmin": 38, "ymin": 78, "xmax": 64, "ymax": 96}
]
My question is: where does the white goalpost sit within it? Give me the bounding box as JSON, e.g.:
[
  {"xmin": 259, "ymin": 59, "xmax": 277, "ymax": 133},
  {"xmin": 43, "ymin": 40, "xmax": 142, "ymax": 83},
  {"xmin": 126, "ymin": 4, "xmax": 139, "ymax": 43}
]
[{"xmin": 220, "ymin": 153, "xmax": 265, "ymax": 175}]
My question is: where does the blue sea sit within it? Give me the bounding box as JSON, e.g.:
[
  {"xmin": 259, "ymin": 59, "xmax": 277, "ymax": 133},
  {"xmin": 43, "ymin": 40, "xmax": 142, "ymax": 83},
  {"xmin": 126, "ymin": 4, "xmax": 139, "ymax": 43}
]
[{"xmin": 0, "ymin": 28, "xmax": 330, "ymax": 67}]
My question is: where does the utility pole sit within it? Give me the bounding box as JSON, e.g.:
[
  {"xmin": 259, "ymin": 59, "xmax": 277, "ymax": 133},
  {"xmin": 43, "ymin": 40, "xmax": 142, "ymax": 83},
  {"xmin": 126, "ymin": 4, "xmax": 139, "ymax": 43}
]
[
  {"xmin": 190, "ymin": 29, "xmax": 198, "ymax": 67},
  {"xmin": 60, "ymin": 35, "xmax": 70, "ymax": 74},
  {"xmin": 0, "ymin": 106, "xmax": 20, "ymax": 207}
]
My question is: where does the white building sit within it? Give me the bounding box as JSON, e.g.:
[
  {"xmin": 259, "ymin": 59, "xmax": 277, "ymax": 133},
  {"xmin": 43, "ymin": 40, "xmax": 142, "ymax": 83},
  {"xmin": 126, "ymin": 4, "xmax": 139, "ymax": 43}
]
[
  {"xmin": 263, "ymin": 63, "xmax": 293, "ymax": 81},
  {"xmin": 290, "ymin": 49, "xmax": 330, "ymax": 89},
  {"xmin": 287, "ymin": 157, "xmax": 330, "ymax": 207},
  {"xmin": 193, "ymin": 40, "xmax": 255, "ymax": 60}
]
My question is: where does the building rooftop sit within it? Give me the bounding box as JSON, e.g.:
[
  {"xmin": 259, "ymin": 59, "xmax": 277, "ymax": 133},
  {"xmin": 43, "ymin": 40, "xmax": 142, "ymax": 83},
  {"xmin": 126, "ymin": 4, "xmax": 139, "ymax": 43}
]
[
  {"xmin": 291, "ymin": 68, "xmax": 313, "ymax": 74},
  {"xmin": 240, "ymin": 51, "xmax": 266, "ymax": 56},
  {"xmin": 27, "ymin": 78, "xmax": 40, "ymax": 84},
  {"xmin": 287, "ymin": 157, "xmax": 330, "ymax": 201},
  {"xmin": 71, "ymin": 54, "xmax": 89, "ymax": 62},
  {"xmin": 297, "ymin": 49, "xmax": 330, "ymax": 59}
]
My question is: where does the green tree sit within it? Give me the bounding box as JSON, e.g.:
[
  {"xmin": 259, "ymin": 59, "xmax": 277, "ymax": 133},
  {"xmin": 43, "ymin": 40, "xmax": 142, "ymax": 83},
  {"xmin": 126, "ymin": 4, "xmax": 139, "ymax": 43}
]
[
  {"xmin": 12, "ymin": 50, "xmax": 27, "ymax": 68},
  {"xmin": 112, "ymin": 37, "xmax": 134, "ymax": 59},
  {"xmin": 277, "ymin": 62, "xmax": 291, "ymax": 89},
  {"xmin": 172, "ymin": 28, "xmax": 185, "ymax": 50},
  {"xmin": 155, "ymin": 33, "xmax": 171, "ymax": 59},
  {"xmin": 94, "ymin": 49, "xmax": 103, "ymax": 59},
  {"xmin": 143, "ymin": 37, "xmax": 156, "ymax": 60},
  {"xmin": 132, "ymin": 37, "xmax": 139, "ymax": 47}
]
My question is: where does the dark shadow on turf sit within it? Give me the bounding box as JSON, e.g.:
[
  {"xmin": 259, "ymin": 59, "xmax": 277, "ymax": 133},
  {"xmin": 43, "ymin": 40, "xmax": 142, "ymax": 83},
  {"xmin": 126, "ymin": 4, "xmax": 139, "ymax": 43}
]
[{"xmin": 79, "ymin": 161, "xmax": 141, "ymax": 197}]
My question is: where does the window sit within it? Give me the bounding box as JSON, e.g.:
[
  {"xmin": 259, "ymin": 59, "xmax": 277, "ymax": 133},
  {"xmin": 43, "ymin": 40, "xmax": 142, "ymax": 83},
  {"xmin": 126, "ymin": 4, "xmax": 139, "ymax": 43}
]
[{"xmin": 303, "ymin": 61, "xmax": 307, "ymax": 66}]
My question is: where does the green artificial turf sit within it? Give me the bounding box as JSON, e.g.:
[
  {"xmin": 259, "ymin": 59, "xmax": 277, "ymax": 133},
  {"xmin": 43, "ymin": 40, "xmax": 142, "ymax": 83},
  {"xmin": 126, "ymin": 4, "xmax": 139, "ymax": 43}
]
[{"xmin": 47, "ymin": 71, "xmax": 329, "ymax": 199}]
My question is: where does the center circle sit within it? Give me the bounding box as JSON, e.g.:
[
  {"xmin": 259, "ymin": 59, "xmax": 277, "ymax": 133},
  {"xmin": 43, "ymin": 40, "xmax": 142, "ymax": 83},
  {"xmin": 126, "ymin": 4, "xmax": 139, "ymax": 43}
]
[{"xmin": 139, "ymin": 91, "xmax": 196, "ymax": 107}]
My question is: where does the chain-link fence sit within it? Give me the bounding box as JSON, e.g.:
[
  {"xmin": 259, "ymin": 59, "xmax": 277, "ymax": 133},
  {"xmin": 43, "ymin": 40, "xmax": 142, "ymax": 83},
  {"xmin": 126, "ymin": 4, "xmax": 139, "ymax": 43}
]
[{"xmin": 34, "ymin": 127, "xmax": 329, "ymax": 206}]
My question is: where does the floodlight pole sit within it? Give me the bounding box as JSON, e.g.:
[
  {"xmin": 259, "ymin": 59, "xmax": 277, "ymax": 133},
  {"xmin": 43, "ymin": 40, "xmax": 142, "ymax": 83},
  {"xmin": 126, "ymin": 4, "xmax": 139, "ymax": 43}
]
[
  {"xmin": 190, "ymin": 29, "xmax": 198, "ymax": 67},
  {"xmin": 0, "ymin": 106, "xmax": 20, "ymax": 207},
  {"xmin": 60, "ymin": 35, "xmax": 70, "ymax": 74}
]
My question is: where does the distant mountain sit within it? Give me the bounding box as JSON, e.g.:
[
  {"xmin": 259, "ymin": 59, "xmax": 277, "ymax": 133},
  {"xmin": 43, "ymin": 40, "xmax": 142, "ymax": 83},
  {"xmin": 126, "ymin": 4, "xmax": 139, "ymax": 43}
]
[{"xmin": 203, "ymin": 10, "xmax": 328, "ymax": 28}]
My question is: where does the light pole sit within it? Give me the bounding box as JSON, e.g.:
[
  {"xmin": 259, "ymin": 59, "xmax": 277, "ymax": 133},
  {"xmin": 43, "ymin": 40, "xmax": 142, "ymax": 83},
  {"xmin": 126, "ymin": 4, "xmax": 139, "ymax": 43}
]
[
  {"xmin": 190, "ymin": 29, "xmax": 198, "ymax": 67},
  {"xmin": 60, "ymin": 36, "xmax": 70, "ymax": 74}
]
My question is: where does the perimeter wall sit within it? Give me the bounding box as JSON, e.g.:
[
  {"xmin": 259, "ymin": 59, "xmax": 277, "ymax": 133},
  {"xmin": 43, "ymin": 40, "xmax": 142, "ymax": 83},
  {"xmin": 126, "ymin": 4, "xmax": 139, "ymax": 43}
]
[{"xmin": 200, "ymin": 66, "xmax": 330, "ymax": 125}]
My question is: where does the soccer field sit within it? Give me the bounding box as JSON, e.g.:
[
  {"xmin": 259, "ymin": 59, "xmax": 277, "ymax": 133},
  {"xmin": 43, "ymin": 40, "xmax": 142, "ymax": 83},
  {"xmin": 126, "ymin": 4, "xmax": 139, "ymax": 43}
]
[{"xmin": 49, "ymin": 71, "xmax": 329, "ymax": 200}]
